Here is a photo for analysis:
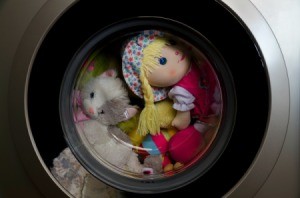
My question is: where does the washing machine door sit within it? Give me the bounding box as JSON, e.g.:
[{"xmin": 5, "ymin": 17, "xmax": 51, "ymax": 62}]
[{"xmin": 8, "ymin": 1, "xmax": 288, "ymax": 197}]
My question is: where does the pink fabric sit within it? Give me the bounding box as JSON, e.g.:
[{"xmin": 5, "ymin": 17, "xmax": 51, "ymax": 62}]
[
  {"xmin": 73, "ymin": 90, "xmax": 90, "ymax": 123},
  {"xmin": 168, "ymin": 61, "xmax": 218, "ymax": 164},
  {"xmin": 74, "ymin": 110, "xmax": 90, "ymax": 123},
  {"xmin": 168, "ymin": 125, "xmax": 203, "ymax": 164},
  {"xmin": 174, "ymin": 62, "xmax": 217, "ymax": 120},
  {"xmin": 162, "ymin": 155, "xmax": 171, "ymax": 168},
  {"xmin": 151, "ymin": 133, "xmax": 169, "ymax": 154},
  {"xmin": 138, "ymin": 133, "xmax": 172, "ymax": 169}
]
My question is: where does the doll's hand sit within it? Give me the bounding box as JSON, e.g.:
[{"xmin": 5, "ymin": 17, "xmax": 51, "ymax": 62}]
[{"xmin": 172, "ymin": 110, "xmax": 191, "ymax": 130}]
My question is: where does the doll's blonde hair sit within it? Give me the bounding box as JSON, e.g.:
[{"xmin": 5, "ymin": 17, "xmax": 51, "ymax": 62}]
[{"xmin": 138, "ymin": 37, "xmax": 169, "ymax": 136}]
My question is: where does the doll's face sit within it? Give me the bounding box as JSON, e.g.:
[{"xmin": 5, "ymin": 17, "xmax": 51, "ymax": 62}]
[{"xmin": 147, "ymin": 44, "xmax": 190, "ymax": 87}]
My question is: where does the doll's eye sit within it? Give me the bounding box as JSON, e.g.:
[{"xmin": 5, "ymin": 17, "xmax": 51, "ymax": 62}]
[
  {"xmin": 159, "ymin": 57, "xmax": 167, "ymax": 65},
  {"xmin": 90, "ymin": 92, "xmax": 95, "ymax": 99}
]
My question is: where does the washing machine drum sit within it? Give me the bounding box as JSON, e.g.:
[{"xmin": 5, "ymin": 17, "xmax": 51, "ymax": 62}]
[{"xmin": 28, "ymin": 2, "xmax": 269, "ymax": 196}]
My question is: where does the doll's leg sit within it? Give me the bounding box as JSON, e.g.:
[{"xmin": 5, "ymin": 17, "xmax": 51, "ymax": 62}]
[
  {"xmin": 168, "ymin": 125, "xmax": 204, "ymax": 164},
  {"xmin": 162, "ymin": 155, "xmax": 174, "ymax": 172},
  {"xmin": 194, "ymin": 120, "xmax": 213, "ymax": 133}
]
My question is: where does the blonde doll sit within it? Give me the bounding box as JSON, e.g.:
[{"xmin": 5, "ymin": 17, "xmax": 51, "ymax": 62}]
[{"xmin": 122, "ymin": 30, "xmax": 220, "ymax": 165}]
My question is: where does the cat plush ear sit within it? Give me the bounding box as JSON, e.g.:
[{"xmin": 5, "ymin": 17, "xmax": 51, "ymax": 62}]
[
  {"xmin": 123, "ymin": 107, "xmax": 138, "ymax": 121},
  {"xmin": 100, "ymin": 69, "xmax": 117, "ymax": 78}
]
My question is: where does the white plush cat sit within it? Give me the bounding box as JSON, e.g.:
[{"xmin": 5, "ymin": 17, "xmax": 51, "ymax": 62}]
[{"xmin": 79, "ymin": 69, "xmax": 143, "ymax": 173}]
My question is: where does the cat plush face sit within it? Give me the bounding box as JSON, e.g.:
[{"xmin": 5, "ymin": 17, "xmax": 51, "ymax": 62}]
[{"xmin": 80, "ymin": 69, "xmax": 137, "ymax": 125}]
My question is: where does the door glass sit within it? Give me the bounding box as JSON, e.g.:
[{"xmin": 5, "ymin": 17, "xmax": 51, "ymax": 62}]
[{"xmin": 70, "ymin": 30, "xmax": 223, "ymax": 178}]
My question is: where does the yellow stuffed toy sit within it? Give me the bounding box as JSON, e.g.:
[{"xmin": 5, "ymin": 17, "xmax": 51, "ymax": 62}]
[
  {"xmin": 117, "ymin": 99, "xmax": 178, "ymax": 173},
  {"xmin": 117, "ymin": 98, "xmax": 177, "ymax": 146}
]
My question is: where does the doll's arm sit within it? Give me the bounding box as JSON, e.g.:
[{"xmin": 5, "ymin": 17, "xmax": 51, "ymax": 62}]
[
  {"xmin": 168, "ymin": 86, "xmax": 195, "ymax": 130},
  {"xmin": 172, "ymin": 110, "xmax": 191, "ymax": 130}
]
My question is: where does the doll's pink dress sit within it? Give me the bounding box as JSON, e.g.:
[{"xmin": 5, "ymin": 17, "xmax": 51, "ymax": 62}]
[{"xmin": 168, "ymin": 61, "xmax": 220, "ymax": 164}]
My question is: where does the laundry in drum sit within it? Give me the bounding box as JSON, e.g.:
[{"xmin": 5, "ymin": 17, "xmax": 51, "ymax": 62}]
[{"xmin": 71, "ymin": 30, "xmax": 223, "ymax": 178}]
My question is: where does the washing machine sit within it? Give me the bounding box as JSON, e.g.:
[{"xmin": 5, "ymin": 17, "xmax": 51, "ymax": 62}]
[{"xmin": 0, "ymin": 0, "xmax": 299, "ymax": 197}]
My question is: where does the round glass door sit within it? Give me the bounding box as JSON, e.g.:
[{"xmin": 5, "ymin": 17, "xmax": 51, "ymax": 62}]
[
  {"xmin": 59, "ymin": 18, "xmax": 235, "ymax": 193},
  {"xmin": 27, "ymin": 2, "xmax": 269, "ymax": 197}
]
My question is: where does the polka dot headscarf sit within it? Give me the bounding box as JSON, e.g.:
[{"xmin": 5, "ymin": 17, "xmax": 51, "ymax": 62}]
[{"xmin": 122, "ymin": 30, "xmax": 169, "ymax": 101}]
